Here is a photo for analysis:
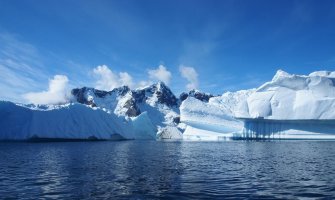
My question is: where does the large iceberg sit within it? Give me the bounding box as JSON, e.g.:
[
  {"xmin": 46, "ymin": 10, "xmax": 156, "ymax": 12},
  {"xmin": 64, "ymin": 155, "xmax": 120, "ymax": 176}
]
[
  {"xmin": 180, "ymin": 70, "xmax": 335, "ymax": 140},
  {"xmin": 0, "ymin": 101, "xmax": 156, "ymax": 140},
  {"xmin": 242, "ymin": 70, "xmax": 335, "ymax": 119},
  {"xmin": 237, "ymin": 70, "xmax": 335, "ymax": 139}
]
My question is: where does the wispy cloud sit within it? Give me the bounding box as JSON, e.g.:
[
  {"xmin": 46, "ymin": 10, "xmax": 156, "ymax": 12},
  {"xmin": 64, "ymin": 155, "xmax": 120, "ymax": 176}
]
[{"xmin": 0, "ymin": 33, "xmax": 50, "ymax": 103}]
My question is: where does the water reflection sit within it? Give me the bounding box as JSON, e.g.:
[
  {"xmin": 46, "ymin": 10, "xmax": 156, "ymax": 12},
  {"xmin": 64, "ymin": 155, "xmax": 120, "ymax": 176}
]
[{"xmin": 1, "ymin": 141, "xmax": 335, "ymax": 199}]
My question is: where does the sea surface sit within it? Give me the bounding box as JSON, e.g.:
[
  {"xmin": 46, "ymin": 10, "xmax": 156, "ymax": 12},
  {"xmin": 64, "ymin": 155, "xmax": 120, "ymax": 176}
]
[{"xmin": 1, "ymin": 140, "xmax": 335, "ymax": 199}]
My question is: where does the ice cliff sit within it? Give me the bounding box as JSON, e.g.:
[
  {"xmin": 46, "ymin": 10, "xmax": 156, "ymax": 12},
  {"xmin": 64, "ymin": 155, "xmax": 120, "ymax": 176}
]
[
  {"xmin": 0, "ymin": 101, "xmax": 156, "ymax": 140},
  {"xmin": 243, "ymin": 70, "xmax": 335, "ymax": 119}
]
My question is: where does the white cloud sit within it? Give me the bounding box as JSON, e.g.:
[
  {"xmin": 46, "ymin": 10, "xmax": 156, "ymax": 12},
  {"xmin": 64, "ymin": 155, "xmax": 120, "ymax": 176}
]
[
  {"xmin": 179, "ymin": 65, "xmax": 199, "ymax": 90},
  {"xmin": 138, "ymin": 80, "xmax": 153, "ymax": 88},
  {"xmin": 119, "ymin": 72, "xmax": 133, "ymax": 88},
  {"xmin": 23, "ymin": 75, "xmax": 70, "ymax": 104},
  {"xmin": 148, "ymin": 65, "xmax": 172, "ymax": 85},
  {"xmin": 93, "ymin": 65, "xmax": 134, "ymax": 90}
]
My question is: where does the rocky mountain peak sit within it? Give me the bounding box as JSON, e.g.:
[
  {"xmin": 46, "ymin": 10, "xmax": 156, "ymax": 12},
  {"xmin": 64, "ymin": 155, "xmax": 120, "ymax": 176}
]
[
  {"xmin": 180, "ymin": 89, "xmax": 215, "ymax": 102},
  {"xmin": 71, "ymin": 82, "xmax": 179, "ymax": 118},
  {"xmin": 150, "ymin": 82, "xmax": 178, "ymax": 107}
]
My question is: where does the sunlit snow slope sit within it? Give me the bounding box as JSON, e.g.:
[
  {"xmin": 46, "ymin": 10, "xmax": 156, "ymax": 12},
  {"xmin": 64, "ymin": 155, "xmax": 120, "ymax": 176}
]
[{"xmin": 180, "ymin": 90, "xmax": 254, "ymax": 140}]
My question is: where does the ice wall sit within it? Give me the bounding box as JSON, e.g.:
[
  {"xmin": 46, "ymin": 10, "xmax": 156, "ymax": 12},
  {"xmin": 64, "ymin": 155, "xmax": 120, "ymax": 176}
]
[
  {"xmin": 0, "ymin": 101, "xmax": 156, "ymax": 140},
  {"xmin": 239, "ymin": 118, "xmax": 335, "ymax": 140}
]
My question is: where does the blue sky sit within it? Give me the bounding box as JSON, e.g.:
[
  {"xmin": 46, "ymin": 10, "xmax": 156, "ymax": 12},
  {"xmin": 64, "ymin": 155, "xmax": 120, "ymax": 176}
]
[{"xmin": 1, "ymin": 0, "xmax": 335, "ymax": 103}]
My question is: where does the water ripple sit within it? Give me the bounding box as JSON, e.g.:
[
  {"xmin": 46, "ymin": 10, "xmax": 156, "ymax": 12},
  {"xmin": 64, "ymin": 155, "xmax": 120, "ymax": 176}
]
[{"xmin": 1, "ymin": 141, "xmax": 335, "ymax": 199}]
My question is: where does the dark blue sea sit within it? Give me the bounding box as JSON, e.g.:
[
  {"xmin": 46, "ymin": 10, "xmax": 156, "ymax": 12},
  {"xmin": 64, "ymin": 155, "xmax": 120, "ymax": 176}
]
[{"xmin": 1, "ymin": 141, "xmax": 335, "ymax": 199}]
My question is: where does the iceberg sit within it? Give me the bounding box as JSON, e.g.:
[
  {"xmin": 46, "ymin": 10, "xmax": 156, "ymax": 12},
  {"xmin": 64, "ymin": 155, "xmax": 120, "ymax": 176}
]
[
  {"xmin": 180, "ymin": 90, "xmax": 253, "ymax": 140},
  {"xmin": 236, "ymin": 70, "xmax": 335, "ymax": 139},
  {"xmin": 238, "ymin": 118, "xmax": 335, "ymax": 140},
  {"xmin": 180, "ymin": 70, "xmax": 335, "ymax": 140},
  {"xmin": 243, "ymin": 70, "xmax": 335, "ymax": 119},
  {"xmin": 0, "ymin": 101, "xmax": 156, "ymax": 140}
]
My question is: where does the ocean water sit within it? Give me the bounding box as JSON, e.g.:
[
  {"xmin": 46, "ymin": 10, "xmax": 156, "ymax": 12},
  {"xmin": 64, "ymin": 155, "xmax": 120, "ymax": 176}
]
[{"xmin": 1, "ymin": 140, "xmax": 335, "ymax": 199}]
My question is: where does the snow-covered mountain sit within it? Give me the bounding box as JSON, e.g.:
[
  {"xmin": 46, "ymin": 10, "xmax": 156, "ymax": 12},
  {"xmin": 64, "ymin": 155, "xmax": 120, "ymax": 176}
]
[
  {"xmin": 72, "ymin": 82, "xmax": 182, "ymax": 139},
  {"xmin": 2, "ymin": 70, "xmax": 335, "ymax": 141}
]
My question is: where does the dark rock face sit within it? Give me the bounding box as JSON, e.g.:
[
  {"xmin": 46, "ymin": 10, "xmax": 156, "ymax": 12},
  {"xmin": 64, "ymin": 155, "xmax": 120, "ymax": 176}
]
[
  {"xmin": 133, "ymin": 90, "xmax": 145, "ymax": 103},
  {"xmin": 145, "ymin": 82, "xmax": 178, "ymax": 107},
  {"xmin": 133, "ymin": 82, "xmax": 178, "ymax": 107},
  {"xmin": 179, "ymin": 89, "xmax": 215, "ymax": 103},
  {"xmin": 154, "ymin": 82, "xmax": 178, "ymax": 107},
  {"xmin": 179, "ymin": 92, "xmax": 189, "ymax": 102},
  {"xmin": 173, "ymin": 116, "xmax": 180, "ymax": 124},
  {"xmin": 111, "ymin": 86, "xmax": 130, "ymax": 96},
  {"xmin": 124, "ymin": 98, "xmax": 141, "ymax": 117},
  {"xmin": 71, "ymin": 87, "xmax": 97, "ymax": 107}
]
